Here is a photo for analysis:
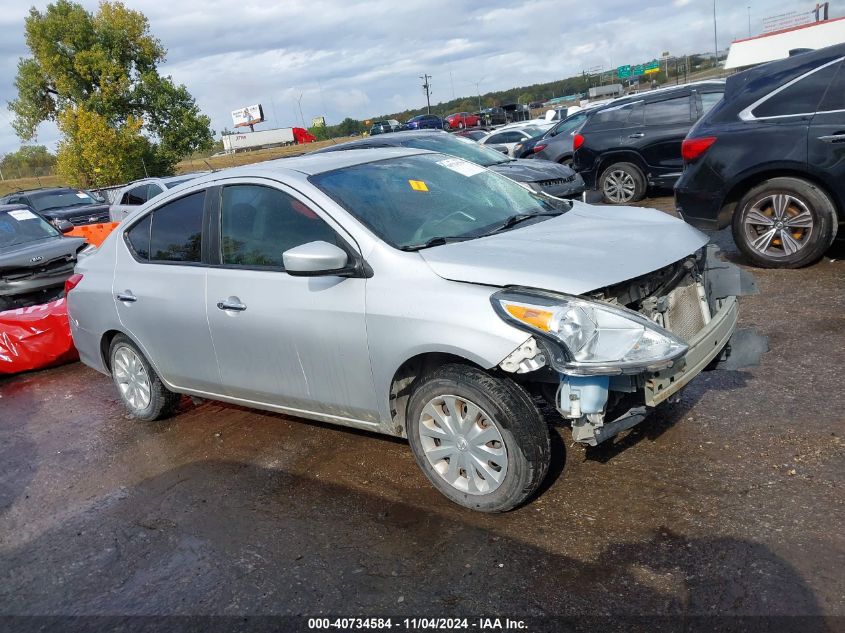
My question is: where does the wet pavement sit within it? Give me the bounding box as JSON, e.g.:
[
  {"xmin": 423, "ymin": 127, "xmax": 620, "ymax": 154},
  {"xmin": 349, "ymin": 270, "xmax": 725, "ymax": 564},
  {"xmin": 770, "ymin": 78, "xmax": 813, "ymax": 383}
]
[{"xmin": 1, "ymin": 197, "xmax": 844, "ymax": 628}]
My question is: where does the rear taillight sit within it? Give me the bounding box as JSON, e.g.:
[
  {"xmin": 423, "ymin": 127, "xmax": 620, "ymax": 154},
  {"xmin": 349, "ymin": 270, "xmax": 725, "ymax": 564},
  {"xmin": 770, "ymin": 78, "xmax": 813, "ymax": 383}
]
[
  {"xmin": 64, "ymin": 273, "xmax": 83, "ymax": 295},
  {"xmin": 532, "ymin": 143, "xmax": 547, "ymax": 153},
  {"xmin": 682, "ymin": 136, "xmax": 717, "ymax": 163},
  {"xmin": 573, "ymin": 133, "xmax": 585, "ymax": 150}
]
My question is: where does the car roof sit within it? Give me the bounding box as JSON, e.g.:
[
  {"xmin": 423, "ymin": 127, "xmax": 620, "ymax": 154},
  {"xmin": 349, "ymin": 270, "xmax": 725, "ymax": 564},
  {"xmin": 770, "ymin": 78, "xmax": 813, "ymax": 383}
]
[
  {"xmin": 315, "ymin": 130, "xmax": 451, "ymax": 152},
  {"xmin": 0, "ymin": 203, "xmax": 35, "ymax": 212},
  {"xmin": 594, "ymin": 80, "xmax": 726, "ymax": 110},
  {"xmin": 7, "ymin": 187, "xmax": 75, "ymax": 197},
  {"xmin": 198, "ymin": 147, "xmax": 431, "ymax": 180}
]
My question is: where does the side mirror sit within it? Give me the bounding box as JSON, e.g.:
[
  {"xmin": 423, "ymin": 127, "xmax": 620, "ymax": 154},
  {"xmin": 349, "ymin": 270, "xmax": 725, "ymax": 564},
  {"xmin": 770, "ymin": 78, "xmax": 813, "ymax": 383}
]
[
  {"xmin": 283, "ymin": 241, "xmax": 350, "ymax": 277},
  {"xmin": 56, "ymin": 219, "xmax": 74, "ymax": 234}
]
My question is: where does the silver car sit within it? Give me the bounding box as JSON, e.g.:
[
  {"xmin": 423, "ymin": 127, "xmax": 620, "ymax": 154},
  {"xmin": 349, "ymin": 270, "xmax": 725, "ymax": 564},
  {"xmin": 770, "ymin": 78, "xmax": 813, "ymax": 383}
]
[
  {"xmin": 109, "ymin": 174, "xmax": 205, "ymax": 222},
  {"xmin": 68, "ymin": 148, "xmax": 760, "ymax": 512}
]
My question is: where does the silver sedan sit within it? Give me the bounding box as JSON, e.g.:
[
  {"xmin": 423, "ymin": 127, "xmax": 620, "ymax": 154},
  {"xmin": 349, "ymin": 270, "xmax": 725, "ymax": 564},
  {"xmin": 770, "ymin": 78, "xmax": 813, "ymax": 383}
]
[{"xmin": 68, "ymin": 147, "xmax": 759, "ymax": 512}]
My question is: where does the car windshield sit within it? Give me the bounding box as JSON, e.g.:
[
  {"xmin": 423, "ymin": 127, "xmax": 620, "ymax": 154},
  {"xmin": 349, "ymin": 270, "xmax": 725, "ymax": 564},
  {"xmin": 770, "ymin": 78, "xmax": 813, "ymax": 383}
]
[
  {"xmin": 310, "ymin": 153, "xmax": 570, "ymax": 250},
  {"xmin": 29, "ymin": 190, "xmax": 97, "ymax": 212},
  {"xmin": 396, "ymin": 134, "xmax": 511, "ymax": 166},
  {"xmin": 0, "ymin": 208, "xmax": 59, "ymax": 249}
]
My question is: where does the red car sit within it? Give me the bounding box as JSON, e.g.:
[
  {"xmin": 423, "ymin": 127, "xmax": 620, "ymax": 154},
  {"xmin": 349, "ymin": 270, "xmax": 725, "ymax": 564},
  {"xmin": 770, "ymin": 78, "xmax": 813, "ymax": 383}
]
[{"xmin": 444, "ymin": 112, "xmax": 480, "ymax": 130}]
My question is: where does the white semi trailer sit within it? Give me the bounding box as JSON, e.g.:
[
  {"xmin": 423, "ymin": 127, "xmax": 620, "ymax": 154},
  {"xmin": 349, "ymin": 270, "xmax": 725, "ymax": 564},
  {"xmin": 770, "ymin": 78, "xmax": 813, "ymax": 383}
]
[{"xmin": 222, "ymin": 127, "xmax": 296, "ymax": 152}]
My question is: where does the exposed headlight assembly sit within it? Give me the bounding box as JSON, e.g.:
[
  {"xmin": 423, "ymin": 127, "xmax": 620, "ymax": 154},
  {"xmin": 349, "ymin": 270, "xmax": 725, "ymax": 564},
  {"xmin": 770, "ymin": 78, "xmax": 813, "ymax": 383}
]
[{"xmin": 492, "ymin": 289, "xmax": 688, "ymax": 375}]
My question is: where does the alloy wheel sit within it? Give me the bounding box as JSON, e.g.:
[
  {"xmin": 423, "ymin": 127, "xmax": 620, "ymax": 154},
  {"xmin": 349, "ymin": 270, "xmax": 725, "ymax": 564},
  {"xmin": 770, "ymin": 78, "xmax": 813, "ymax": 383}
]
[
  {"xmin": 743, "ymin": 193, "xmax": 814, "ymax": 258},
  {"xmin": 603, "ymin": 169, "xmax": 636, "ymax": 203},
  {"xmin": 418, "ymin": 395, "xmax": 508, "ymax": 495},
  {"xmin": 113, "ymin": 345, "xmax": 151, "ymax": 412}
]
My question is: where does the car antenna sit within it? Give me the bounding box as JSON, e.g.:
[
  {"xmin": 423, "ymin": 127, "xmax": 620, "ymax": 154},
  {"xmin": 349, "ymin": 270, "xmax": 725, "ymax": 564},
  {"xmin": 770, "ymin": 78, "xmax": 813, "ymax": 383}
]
[{"xmin": 202, "ymin": 159, "xmax": 217, "ymax": 173}]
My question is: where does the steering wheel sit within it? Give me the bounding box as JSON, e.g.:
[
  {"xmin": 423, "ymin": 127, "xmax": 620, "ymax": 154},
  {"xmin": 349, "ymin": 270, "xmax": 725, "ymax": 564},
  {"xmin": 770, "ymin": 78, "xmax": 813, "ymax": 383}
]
[{"xmin": 410, "ymin": 209, "xmax": 477, "ymax": 244}]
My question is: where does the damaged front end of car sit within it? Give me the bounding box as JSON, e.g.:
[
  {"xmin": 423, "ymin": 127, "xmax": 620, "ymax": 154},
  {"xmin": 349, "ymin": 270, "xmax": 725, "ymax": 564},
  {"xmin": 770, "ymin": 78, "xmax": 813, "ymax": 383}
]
[{"xmin": 493, "ymin": 245, "xmax": 767, "ymax": 446}]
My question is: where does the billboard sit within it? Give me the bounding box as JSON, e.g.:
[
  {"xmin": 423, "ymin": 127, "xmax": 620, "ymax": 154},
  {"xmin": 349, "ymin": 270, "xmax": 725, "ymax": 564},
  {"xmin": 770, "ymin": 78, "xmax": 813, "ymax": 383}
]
[
  {"xmin": 311, "ymin": 116, "xmax": 326, "ymax": 127},
  {"xmin": 231, "ymin": 104, "xmax": 265, "ymax": 128}
]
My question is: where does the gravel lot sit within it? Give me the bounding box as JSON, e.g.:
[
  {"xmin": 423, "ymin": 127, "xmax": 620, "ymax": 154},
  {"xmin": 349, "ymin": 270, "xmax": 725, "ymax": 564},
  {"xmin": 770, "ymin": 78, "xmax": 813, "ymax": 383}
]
[{"xmin": 1, "ymin": 196, "xmax": 843, "ymax": 630}]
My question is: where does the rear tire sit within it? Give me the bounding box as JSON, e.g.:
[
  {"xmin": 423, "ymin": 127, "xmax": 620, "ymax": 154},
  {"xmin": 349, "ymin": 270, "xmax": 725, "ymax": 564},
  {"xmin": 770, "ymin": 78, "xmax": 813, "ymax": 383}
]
[
  {"xmin": 599, "ymin": 161, "xmax": 646, "ymax": 204},
  {"xmin": 406, "ymin": 364, "xmax": 551, "ymax": 512},
  {"xmin": 732, "ymin": 177, "xmax": 837, "ymax": 268},
  {"xmin": 109, "ymin": 335, "xmax": 181, "ymax": 421}
]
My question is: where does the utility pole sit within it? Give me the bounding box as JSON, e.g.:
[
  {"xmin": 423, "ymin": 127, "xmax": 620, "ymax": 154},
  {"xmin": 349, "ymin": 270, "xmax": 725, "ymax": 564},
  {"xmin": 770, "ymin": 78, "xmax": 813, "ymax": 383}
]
[
  {"xmin": 713, "ymin": 0, "xmax": 719, "ymax": 65},
  {"xmin": 747, "ymin": 6, "xmax": 752, "ymax": 37},
  {"xmin": 420, "ymin": 74, "xmax": 432, "ymax": 114},
  {"xmin": 296, "ymin": 93, "xmax": 306, "ymax": 128},
  {"xmin": 449, "ymin": 70, "xmax": 455, "ymax": 100},
  {"xmin": 468, "ymin": 77, "xmax": 485, "ymax": 114}
]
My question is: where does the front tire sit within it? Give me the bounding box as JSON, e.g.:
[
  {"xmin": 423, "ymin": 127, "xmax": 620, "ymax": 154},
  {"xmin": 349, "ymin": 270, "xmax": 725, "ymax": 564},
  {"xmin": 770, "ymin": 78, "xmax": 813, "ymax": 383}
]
[
  {"xmin": 732, "ymin": 177, "xmax": 837, "ymax": 268},
  {"xmin": 109, "ymin": 335, "xmax": 181, "ymax": 421},
  {"xmin": 406, "ymin": 364, "xmax": 551, "ymax": 512},
  {"xmin": 599, "ymin": 161, "xmax": 646, "ymax": 204}
]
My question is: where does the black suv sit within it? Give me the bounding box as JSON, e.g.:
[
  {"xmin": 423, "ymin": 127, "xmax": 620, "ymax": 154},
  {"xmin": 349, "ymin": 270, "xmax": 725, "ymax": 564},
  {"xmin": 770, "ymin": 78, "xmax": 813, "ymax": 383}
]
[
  {"xmin": 572, "ymin": 81, "xmax": 725, "ymax": 204},
  {"xmin": 676, "ymin": 43, "xmax": 844, "ymax": 268},
  {"xmin": 0, "ymin": 188, "xmax": 110, "ymax": 227}
]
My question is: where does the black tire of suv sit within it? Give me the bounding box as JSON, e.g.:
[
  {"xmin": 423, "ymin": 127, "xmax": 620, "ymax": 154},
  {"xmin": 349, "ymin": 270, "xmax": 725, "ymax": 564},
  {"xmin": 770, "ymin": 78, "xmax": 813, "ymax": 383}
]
[
  {"xmin": 406, "ymin": 364, "xmax": 551, "ymax": 513},
  {"xmin": 599, "ymin": 162, "xmax": 646, "ymax": 204},
  {"xmin": 558, "ymin": 157, "xmax": 573, "ymax": 168},
  {"xmin": 732, "ymin": 177, "xmax": 838, "ymax": 269},
  {"xmin": 109, "ymin": 334, "xmax": 181, "ymax": 422}
]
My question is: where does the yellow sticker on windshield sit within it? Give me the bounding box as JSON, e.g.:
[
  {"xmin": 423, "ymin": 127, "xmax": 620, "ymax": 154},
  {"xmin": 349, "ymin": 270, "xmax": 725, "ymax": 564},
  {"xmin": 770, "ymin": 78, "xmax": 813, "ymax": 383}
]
[{"xmin": 409, "ymin": 179, "xmax": 429, "ymax": 192}]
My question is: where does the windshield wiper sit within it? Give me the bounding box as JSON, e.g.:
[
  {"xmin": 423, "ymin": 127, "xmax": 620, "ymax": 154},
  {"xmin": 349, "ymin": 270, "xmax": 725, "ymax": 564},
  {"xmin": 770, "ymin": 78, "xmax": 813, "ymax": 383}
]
[
  {"xmin": 400, "ymin": 235, "xmax": 474, "ymax": 252},
  {"xmin": 484, "ymin": 210, "xmax": 565, "ymax": 235}
]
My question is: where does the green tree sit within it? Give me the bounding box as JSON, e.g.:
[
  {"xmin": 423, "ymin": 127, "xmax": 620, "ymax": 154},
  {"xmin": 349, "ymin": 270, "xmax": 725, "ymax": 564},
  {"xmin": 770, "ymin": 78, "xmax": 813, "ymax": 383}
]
[
  {"xmin": 0, "ymin": 144, "xmax": 57, "ymax": 178},
  {"xmin": 9, "ymin": 0, "xmax": 213, "ymax": 185}
]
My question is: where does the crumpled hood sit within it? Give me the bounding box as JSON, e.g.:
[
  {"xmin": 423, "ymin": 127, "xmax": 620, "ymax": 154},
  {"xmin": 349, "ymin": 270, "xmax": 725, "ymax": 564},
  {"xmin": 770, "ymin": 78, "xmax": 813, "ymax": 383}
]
[
  {"xmin": 488, "ymin": 158, "xmax": 575, "ymax": 183},
  {"xmin": 419, "ymin": 202, "xmax": 709, "ymax": 295},
  {"xmin": 0, "ymin": 235, "xmax": 86, "ymax": 270}
]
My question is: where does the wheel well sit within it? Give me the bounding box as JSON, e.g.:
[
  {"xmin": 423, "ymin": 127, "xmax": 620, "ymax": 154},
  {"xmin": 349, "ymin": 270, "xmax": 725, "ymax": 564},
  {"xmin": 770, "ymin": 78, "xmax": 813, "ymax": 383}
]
[
  {"xmin": 722, "ymin": 169, "xmax": 843, "ymax": 222},
  {"xmin": 99, "ymin": 329, "xmax": 123, "ymax": 372},
  {"xmin": 595, "ymin": 152, "xmax": 648, "ymax": 182},
  {"xmin": 389, "ymin": 353, "xmax": 481, "ymax": 436}
]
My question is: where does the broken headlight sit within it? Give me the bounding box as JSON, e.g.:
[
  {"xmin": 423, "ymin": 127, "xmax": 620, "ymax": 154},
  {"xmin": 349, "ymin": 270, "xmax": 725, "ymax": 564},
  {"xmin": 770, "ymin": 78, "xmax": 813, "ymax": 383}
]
[{"xmin": 492, "ymin": 289, "xmax": 688, "ymax": 375}]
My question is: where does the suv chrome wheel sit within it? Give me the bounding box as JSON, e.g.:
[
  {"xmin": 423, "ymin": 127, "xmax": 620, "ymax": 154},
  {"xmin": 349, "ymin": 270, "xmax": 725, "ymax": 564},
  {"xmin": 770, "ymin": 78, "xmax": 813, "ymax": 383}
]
[
  {"xmin": 603, "ymin": 169, "xmax": 636, "ymax": 203},
  {"xmin": 113, "ymin": 345, "xmax": 151, "ymax": 411},
  {"xmin": 742, "ymin": 193, "xmax": 814, "ymax": 258},
  {"xmin": 418, "ymin": 394, "xmax": 508, "ymax": 495}
]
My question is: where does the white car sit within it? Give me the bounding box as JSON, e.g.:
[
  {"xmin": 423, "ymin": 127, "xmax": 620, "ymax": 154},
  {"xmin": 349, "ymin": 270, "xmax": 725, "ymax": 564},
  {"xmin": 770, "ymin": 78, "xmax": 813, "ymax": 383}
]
[
  {"xmin": 109, "ymin": 175, "xmax": 205, "ymax": 222},
  {"xmin": 478, "ymin": 126, "xmax": 549, "ymax": 157}
]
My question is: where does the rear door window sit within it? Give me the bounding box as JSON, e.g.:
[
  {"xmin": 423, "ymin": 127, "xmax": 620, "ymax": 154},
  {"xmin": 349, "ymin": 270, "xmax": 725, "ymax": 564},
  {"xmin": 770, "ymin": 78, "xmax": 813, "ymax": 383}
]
[
  {"xmin": 752, "ymin": 61, "xmax": 840, "ymax": 118},
  {"xmin": 148, "ymin": 191, "xmax": 205, "ymax": 263},
  {"xmin": 586, "ymin": 102, "xmax": 642, "ymax": 131},
  {"xmin": 644, "ymin": 96, "xmax": 693, "ymax": 124}
]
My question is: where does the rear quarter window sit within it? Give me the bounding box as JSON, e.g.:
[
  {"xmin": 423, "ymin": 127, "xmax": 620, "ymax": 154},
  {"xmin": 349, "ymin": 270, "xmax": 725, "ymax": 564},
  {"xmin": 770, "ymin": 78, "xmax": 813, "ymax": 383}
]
[{"xmin": 752, "ymin": 60, "xmax": 840, "ymax": 118}]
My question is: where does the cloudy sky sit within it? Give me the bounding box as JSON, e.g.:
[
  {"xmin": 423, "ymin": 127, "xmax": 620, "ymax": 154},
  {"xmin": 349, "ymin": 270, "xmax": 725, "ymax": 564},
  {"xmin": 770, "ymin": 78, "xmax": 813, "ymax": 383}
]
[{"xmin": 0, "ymin": 0, "xmax": 830, "ymax": 155}]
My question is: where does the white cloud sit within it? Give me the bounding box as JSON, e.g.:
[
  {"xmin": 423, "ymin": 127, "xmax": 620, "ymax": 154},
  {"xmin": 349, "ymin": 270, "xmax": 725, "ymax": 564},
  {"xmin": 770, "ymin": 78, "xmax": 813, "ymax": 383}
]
[{"xmin": 0, "ymin": 0, "xmax": 822, "ymax": 154}]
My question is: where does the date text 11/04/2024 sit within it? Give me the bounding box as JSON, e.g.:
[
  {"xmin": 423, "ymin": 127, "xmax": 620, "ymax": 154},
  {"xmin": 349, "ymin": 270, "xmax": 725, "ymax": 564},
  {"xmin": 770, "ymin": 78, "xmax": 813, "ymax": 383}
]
[{"xmin": 307, "ymin": 618, "xmax": 528, "ymax": 630}]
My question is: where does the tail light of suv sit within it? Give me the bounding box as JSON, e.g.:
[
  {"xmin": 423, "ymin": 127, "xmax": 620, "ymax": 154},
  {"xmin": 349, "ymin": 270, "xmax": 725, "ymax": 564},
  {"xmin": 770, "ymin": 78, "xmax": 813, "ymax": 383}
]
[
  {"xmin": 573, "ymin": 133, "xmax": 585, "ymax": 151},
  {"xmin": 532, "ymin": 143, "xmax": 547, "ymax": 154},
  {"xmin": 681, "ymin": 137, "xmax": 716, "ymax": 163}
]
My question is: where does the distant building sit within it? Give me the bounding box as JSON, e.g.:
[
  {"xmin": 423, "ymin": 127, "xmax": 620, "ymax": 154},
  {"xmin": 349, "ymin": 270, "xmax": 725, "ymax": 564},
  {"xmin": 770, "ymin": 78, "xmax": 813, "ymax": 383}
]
[{"xmin": 725, "ymin": 16, "xmax": 845, "ymax": 69}]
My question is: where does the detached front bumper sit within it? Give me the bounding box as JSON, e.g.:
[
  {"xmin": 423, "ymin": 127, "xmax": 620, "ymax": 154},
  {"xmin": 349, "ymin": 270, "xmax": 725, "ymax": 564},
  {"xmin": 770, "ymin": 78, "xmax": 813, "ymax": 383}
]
[{"xmin": 644, "ymin": 295, "xmax": 737, "ymax": 406}]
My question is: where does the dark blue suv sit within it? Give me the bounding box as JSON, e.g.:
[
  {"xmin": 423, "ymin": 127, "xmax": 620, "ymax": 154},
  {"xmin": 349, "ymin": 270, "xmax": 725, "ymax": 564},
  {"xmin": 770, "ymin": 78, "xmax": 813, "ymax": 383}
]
[
  {"xmin": 404, "ymin": 114, "xmax": 445, "ymax": 130},
  {"xmin": 676, "ymin": 43, "xmax": 845, "ymax": 268}
]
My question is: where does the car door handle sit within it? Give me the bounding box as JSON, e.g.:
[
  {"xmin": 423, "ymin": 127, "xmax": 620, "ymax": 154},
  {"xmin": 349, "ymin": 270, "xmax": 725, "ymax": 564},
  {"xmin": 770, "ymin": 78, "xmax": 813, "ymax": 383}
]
[
  {"xmin": 217, "ymin": 297, "xmax": 247, "ymax": 312},
  {"xmin": 628, "ymin": 133, "xmax": 645, "ymax": 138},
  {"xmin": 116, "ymin": 291, "xmax": 137, "ymax": 303},
  {"xmin": 818, "ymin": 133, "xmax": 845, "ymax": 143}
]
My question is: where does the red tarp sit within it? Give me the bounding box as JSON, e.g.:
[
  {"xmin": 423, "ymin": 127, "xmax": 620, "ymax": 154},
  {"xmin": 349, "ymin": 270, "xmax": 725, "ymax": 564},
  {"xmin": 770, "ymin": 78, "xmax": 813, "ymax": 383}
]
[
  {"xmin": 293, "ymin": 127, "xmax": 317, "ymax": 144},
  {"xmin": 0, "ymin": 298, "xmax": 78, "ymax": 375}
]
